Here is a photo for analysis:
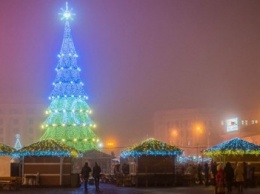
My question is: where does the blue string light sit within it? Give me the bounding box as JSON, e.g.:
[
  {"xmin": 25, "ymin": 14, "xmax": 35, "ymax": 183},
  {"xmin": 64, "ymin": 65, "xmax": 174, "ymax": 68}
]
[
  {"xmin": 204, "ymin": 137, "xmax": 260, "ymax": 156},
  {"xmin": 121, "ymin": 138, "xmax": 183, "ymax": 158},
  {"xmin": 13, "ymin": 139, "xmax": 80, "ymax": 157},
  {"xmin": 40, "ymin": 2, "xmax": 99, "ymax": 152}
]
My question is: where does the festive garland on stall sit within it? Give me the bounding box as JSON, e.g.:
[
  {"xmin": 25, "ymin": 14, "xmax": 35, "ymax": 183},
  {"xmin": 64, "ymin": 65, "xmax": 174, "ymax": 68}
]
[
  {"xmin": 121, "ymin": 138, "xmax": 183, "ymax": 158},
  {"xmin": 204, "ymin": 137, "xmax": 260, "ymax": 157},
  {"xmin": 14, "ymin": 139, "xmax": 80, "ymax": 157},
  {"xmin": 0, "ymin": 143, "xmax": 15, "ymax": 156}
]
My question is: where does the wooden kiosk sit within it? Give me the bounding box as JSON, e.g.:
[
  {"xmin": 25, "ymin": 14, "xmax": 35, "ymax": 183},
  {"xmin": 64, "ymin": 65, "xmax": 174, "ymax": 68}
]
[
  {"xmin": 15, "ymin": 139, "xmax": 79, "ymax": 186},
  {"xmin": 120, "ymin": 138, "xmax": 182, "ymax": 187}
]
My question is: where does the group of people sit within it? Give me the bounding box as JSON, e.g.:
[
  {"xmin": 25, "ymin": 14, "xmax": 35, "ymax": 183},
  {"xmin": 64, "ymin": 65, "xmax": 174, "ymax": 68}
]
[
  {"xmin": 182, "ymin": 160, "xmax": 255, "ymax": 193},
  {"xmin": 81, "ymin": 162, "xmax": 101, "ymax": 191},
  {"xmin": 211, "ymin": 161, "xmax": 255, "ymax": 194},
  {"xmin": 114, "ymin": 163, "xmax": 130, "ymax": 175},
  {"xmin": 79, "ymin": 160, "xmax": 256, "ymax": 193}
]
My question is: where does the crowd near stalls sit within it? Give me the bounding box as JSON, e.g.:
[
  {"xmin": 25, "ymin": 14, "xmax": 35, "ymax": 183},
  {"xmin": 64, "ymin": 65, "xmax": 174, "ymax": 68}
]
[
  {"xmin": 203, "ymin": 137, "xmax": 260, "ymax": 187},
  {"xmin": 172, "ymin": 138, "xmax": 260, "ymax": 190},
  {"xmin": 175, "ymin": 159, "xmax": 257, "ymax": 191},
  {"xmin": 1, "ymin": 136, "xmax": 260, "ymax": 191}
]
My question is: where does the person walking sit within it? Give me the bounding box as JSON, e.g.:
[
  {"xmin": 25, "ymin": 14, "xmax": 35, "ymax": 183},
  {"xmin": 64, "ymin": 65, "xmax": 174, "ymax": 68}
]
[
  {"xmin": 235, "ymin": 162, "xmax": 244, "ymax": 193},
  {"xmin": 246, "ymin": 163, "xmax": 255, "ymax": 188},
  {"xmin": 242, "ymin": 162, "xmax": 247, "ymax": 188},
  {"xmin": 81, "ymin": 162, "xmax": 92, "ymax": 190},
  {"xmin": 204, "ymin": 162, "xmax": 209, "ymax": 187},
  {"xmin": 197, "ymin": 163, "xmax": 203, "ymax": 185},
  {"xmin": 215, "ymin": 164, "xmax": 225, "ymax": 194},
  {"xmin": 224, "ymin": 162, "xmax": 234, "ymax": 193},
  {"xmin": 211, "ymin": 161, "xmax": 217, "ymax": 185},
  {"xmin": 93, "ymin": 162, "xmax": 101, "ymax": 191}
]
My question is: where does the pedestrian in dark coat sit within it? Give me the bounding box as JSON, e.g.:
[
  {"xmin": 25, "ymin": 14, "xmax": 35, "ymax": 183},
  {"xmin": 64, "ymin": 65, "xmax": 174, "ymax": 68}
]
[
  {"xmin": 204, "ymin": 162, "xmax": 209, "ymax": 186},
  {"xmin": 211, "ymin": 161, "xmax": 217, "ymax": 185},
  {"xmin": 93, "ymin": 162, "xmax": 101, "ymax": 191},
  {"xmin": 224, "ymin": 162, "xmax": 234, "ymax": 193},
  {"xmin": 197, "ymin": 163, "xmax": 203, "ymax": 184},
  {"xmin": 81, "ymin": 162, "xmax": 92, "ymax": 190}
]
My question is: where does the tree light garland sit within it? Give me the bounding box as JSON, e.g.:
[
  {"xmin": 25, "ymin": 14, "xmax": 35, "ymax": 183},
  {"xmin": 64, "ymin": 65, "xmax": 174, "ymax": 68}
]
[{"xmin": 40, "ymin": 2, "xmax": 99, "ymax": 152}]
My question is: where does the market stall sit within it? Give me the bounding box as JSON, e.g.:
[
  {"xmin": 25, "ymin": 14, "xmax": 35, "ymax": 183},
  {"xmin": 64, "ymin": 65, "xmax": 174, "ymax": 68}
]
[
  {"xmin": 120, "ymin": 138, "xmax": 182, "ymax": 187},
  {"xmin": 14, "ymin": 139, "xmax": 80, "ymax": 186},
  {"xmin": 204, "ymin": 137, "xmax": 260, "ymax": 185},
  {"xmin": 203, "ymin": 137, "xmax": 260, "ymax": 159}
]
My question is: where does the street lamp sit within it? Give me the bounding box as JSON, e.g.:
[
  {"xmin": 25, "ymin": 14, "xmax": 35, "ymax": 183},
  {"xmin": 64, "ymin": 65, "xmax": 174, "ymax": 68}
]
[
  {"xmin": 170, "ymin": 129, "xmax": 178, "ymax": 145},
  {"xmin": 196, "ymin": 126, "xmax": 203, "ymax": 134},
  {"xmin": 107, "ymin": 142, "xmax": 115, "ymax": 147}
]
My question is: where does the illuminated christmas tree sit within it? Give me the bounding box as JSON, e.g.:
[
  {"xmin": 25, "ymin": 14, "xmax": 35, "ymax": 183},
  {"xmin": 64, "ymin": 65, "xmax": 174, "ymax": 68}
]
[{"xmin": 40, "ymin": 2, "xmax": 99, "ymax": 152}]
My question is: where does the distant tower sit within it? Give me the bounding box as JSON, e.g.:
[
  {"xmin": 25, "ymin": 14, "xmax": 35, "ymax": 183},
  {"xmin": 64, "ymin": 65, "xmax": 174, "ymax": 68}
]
[
  {"xmin": 14, "ymin": 134, "xmax": 22, "ymax": 150},
  {"xmin": 40, "ymin": 2, "xmax": 99, "ymax": 152}
]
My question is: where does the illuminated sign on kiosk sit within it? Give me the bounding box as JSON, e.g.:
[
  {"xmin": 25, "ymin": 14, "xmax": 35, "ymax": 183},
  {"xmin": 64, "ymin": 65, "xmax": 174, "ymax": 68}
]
[{"xmin": 226, "ymin": 117, "xmax": 238, "ymax": 132}]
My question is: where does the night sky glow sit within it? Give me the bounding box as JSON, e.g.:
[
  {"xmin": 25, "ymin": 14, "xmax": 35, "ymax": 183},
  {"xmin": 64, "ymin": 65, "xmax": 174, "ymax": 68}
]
[{"xmin": 1, "ymin": 0, "xmax": 260, "ymax": 149}]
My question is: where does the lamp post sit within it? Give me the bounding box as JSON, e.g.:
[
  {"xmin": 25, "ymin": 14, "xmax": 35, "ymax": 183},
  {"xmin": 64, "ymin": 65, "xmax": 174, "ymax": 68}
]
[
  {"xmin": 207, "ymin": 131, "xmax": 210, "ymax": 148},
  {"xmin": 196, "ymin": 126, "xmax": 203, "ymax": 163},
  {"xmin": 197, "ymin": 143, "xmax": 199, "ymax": 163}
]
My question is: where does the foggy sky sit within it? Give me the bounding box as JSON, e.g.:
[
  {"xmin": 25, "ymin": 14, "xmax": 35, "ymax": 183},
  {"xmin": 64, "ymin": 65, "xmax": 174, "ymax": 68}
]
[{"xmin": 1, "ymin": 0, "xmax": 260, "ymax": 148}]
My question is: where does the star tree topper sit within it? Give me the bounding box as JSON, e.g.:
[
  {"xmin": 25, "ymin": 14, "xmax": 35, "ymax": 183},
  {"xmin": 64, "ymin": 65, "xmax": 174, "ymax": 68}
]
[{"xmin": 59, "ymin": 2, "xmax": 75, "ymax": 21}]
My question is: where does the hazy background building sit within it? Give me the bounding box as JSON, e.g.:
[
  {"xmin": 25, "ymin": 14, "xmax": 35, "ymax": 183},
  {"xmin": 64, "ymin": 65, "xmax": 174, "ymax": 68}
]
[
  {"xmin": 221, "ymin": 109, "xmax": 260, "ymax": 144},
  {"xmin": 153, "ymin": 108, "xmax": 260, "ymax": 156},
  {"xmin": 0, "ymin": 104, "xmax": 45, "ymax": 147},
  {"xmin": 1, "ymin": 102, "xmax": 260, "ymax": 156}
]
